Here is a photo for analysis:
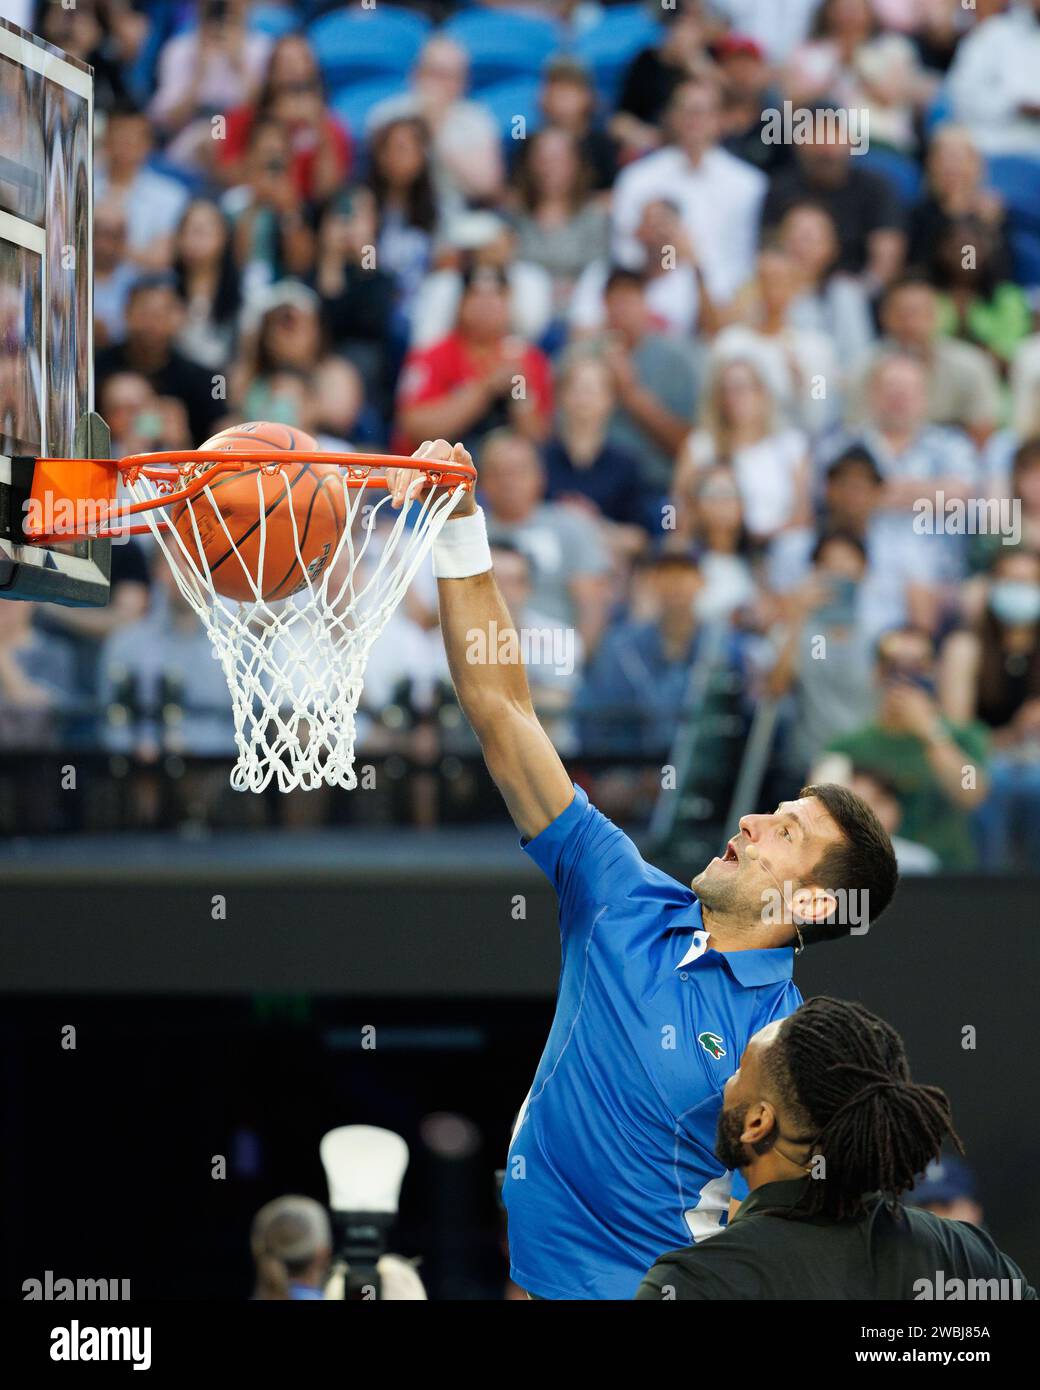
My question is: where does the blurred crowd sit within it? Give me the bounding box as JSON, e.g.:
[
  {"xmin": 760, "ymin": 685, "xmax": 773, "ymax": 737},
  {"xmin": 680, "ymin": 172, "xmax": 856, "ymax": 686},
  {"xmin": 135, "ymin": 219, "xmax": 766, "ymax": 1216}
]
[{"xmin": 3, "ymin": 0, "xmax": 1040, "ymax": 868}]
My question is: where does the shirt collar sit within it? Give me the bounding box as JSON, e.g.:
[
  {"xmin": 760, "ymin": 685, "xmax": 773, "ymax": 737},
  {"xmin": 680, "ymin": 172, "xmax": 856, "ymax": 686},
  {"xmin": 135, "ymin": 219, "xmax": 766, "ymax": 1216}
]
[
  {"xmin": 675, "ymin": 931, "xmax": 795, "ymax": 985},
  {"xmin": 675, "ymin": 929, "xmax": 710, "ymax": 969},
  {"xmin": 730, "ymin": 1178, "xmax": 811, "ymax": 1223}
]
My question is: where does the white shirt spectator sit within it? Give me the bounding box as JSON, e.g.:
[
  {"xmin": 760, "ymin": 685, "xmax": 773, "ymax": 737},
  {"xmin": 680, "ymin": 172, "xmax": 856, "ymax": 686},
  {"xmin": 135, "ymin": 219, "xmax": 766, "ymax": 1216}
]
[
  {"xmin": 95, "ymin": 163, "xmax": 189, "ymax": 263},
  {"xmin": 410, "ymin": 262, "xmax": 553, "ymax": 349},
  {"xmin": 767, "ymin": 521, "xmax": 942, "ymax": 646},
  {"xmin": 817, "ymin": 424, "xmax": 979, "ymax": 586},
  {"xmin": 709, "ymin": 0, "xmax": 823, "ymax": 61},
  {"xmin": 826, "ymin": 423, "xmax": 979, "ymax": 489},
  {"xmin": 788, "ymin": 276, "xmax": 877, "ymax": 375},
  {"xmin": 695, "ymin": 551, "xmax": 758, "ymax": 624},
  {"xmin": 362, "ymin": 607, "xmax": 449, "ymax": 716},
  {"xmin": 93, "ymin": 262, "xmax": 138, "ymax": 345},
  {"xmin": 685, "ymin": 425, "xmax": 809, "ymax": 539},
  {"xmin": 569, "ymin": 259, "xmax": 700, "ymax": 338},
  {"xmin": 710, "ymin": 323, "xmax": 840, "ymax": 433},
  {"xmin": 367, "ymin": 92, "xmax": 502, "ymax": 207},
  {"xmin": 945, "ymin": 3, "xmax": 1040, "ymax": 155},
  {"xmin": 611, "ymin": 146, "xmax": 767, "ymax": 305},
  {"xmin": 149, "ymin": 27, "xmax": 271, "ymax": 129},
  {"xmin": 892, "ymin": 836, "xmax": 941, "ymax": 875}
]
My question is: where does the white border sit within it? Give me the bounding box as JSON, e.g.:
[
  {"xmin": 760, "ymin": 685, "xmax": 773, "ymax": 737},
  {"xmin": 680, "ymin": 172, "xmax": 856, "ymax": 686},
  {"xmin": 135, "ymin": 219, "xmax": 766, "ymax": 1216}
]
[
  {"xmin": 0, "ymin": 211, "xmax": 45, "ymax": 458},
  {"xmin": 0, "ymin": 206, "xmax": 44, "ymax": 254},
  {"xmin": 0, "ymin": 22, "xmax": 101, "ymax": 594},
  {"xmin": 0, "ymin": 24, "xmax": 92, "ymax": 99}
]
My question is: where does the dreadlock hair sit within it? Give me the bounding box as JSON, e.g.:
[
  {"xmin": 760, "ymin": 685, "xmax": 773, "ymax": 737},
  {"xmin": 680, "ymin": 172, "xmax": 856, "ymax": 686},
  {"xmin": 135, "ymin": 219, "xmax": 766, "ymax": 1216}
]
[{"xmin": 764, "ymin": 996, "xmax": 962, "ymax": 1222}]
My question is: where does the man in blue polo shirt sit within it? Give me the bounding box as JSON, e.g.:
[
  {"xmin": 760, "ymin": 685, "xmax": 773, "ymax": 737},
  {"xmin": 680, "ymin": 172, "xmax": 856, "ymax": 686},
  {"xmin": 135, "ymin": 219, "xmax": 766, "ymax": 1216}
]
[
  {"xmin": 507, "ymin": 786, "xmax": 804, "ymax": 1298},
  {"xmin": 390, "ymin": 439, "xmax": 900, "ymax": 1300}
]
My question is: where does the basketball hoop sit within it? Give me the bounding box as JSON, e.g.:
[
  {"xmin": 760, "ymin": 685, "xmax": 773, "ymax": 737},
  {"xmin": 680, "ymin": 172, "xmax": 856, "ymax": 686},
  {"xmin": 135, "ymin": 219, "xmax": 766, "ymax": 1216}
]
[{"xmin": 23, "ymin": 447, "xmax": 476, "ymax": 793}]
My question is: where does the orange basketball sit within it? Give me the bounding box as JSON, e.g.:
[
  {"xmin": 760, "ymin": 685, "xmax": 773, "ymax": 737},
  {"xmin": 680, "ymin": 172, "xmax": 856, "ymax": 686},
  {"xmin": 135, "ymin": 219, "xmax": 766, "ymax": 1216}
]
[{"xmin": 172, "ymin": 422, "xmax": 346, "ymax": 602}]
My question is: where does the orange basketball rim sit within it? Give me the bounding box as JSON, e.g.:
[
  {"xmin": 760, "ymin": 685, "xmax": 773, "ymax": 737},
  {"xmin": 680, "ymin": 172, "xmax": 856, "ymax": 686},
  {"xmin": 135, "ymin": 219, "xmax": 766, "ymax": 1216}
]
[
  {"xmin": 22, "ymin": 446, "xmax": 476, "ymax": 547},
  {"xmin": 20, "ymin": 437, "xmax": 477, "ymax": 796}
]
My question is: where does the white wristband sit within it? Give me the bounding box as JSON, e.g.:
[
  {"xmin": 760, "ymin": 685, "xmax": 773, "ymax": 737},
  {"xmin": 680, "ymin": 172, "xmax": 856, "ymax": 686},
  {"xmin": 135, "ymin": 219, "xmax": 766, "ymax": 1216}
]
[{"xmin": 432, "ymin": 505, "xmax": 493, "ymax": 579}]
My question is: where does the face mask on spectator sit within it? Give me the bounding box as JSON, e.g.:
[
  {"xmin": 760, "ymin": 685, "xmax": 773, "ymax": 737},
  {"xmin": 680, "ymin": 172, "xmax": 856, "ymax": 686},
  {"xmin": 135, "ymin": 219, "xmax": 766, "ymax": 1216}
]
[
  {"xmin": 989, "ymin": 581, "xmax": 1040, "ymax": 627},
  {"xmin": 882, "ymin": 664, "xmax": 936, "ymax": 699}
]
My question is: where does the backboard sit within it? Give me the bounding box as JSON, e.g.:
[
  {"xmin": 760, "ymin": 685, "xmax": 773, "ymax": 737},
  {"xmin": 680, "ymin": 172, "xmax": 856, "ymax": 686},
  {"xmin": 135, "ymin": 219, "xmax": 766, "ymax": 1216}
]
[{"xmin": 0, "ymin": 17, "xmax": 110, "ymax": 606}]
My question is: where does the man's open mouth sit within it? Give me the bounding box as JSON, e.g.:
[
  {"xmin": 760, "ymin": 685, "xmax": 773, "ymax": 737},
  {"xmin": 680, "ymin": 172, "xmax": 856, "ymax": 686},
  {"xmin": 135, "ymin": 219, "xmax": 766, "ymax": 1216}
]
[{"xmin": 721, "ymin": 839, "xmax": 740, "ymax": 864}]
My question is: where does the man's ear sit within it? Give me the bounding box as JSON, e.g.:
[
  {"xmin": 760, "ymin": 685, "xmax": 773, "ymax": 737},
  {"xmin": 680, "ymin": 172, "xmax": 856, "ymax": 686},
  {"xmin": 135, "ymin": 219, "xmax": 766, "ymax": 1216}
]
[
  {"xmin": 790, "ymin": 885, "xmax": 838, "ymax": 925},
  {"xmin": 741, "ymin": 1100, "xmax": 778, "ymax": 1151}
]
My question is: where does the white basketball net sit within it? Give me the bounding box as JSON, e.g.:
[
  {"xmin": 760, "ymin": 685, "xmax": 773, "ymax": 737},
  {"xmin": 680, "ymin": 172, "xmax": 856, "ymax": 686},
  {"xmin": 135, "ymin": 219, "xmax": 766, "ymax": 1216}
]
[{"xmin": 123, "ymin": 465, "xmax": 464, "ymax": 793}]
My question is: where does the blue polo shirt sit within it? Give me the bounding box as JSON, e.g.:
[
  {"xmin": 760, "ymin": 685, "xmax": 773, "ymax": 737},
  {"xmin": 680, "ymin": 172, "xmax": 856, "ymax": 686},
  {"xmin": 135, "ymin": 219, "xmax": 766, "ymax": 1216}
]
[{"xmin": 504, "ymin": 786, "xmax": 802, "ymax": 1300}]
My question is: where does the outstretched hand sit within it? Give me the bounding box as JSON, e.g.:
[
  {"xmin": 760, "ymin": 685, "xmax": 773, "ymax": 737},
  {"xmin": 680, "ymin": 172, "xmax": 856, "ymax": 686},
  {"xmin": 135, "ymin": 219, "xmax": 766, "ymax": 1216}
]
[{"xmin": 384, "ymin": 439, "xmax": 477, "ymax": 518}]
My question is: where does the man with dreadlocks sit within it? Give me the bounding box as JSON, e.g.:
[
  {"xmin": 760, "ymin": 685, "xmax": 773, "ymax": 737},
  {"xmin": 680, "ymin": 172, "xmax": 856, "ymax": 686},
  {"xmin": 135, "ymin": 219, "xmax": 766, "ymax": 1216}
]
[{"xmin": 637, "ymin": 997, "xmax": 1035, "ymax": 1300}]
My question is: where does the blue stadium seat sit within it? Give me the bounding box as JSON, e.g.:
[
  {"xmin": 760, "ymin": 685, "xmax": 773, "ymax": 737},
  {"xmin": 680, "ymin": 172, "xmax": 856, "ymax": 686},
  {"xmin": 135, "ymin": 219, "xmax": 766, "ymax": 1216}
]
[
  {"xmin": 146, "ymin": 154, "xmax": 207, "ymax": 199},
  {"xmin": 1010, "ymin": 229, "xmax": 1040, "ymax": 289},
  {"xmin": 329, "ymin": 77, "xmax": 406, "ymax": 137},
  {"xmin": 308, "ymin": 5, "xmax": 432, "ymax": 89},
  {"xmin": 923, "ymin": 89, "xmax": 954, "ymax": 137},
  {"xmin": 441, "ymin": 9, "xmax": 562, "ymax": 90},
  {"xmin": 574, "ymin": 3, "xmax": 661, "ymax": 106},
  {"xmin": 477, "ymin": 78, "xmax": 543, "ymax": 146},
  {"xmin": 986, "ymin": 156, "xmax": 1040, "ymax": 230},
  {"xmin": 859, "ymin": 147, "xmax": 923, "ymax": 206},
  {"xmin": 248, "ymin": 5, "xmax": 298, "ymax": 39}
]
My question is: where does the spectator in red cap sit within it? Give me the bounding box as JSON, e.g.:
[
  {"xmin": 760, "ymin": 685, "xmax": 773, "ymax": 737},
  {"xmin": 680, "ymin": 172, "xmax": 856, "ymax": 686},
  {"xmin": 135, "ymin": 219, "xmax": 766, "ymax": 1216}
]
[{"xmin": 715, "ymin": 33, "xmax": 793, "ymax": 176}]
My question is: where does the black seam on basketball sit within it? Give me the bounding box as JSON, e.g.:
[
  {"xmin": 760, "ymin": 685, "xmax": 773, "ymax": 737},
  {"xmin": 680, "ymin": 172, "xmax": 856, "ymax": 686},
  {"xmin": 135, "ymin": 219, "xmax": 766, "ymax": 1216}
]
[
  {"xmin": 206, "ymin": 463, "xmax": 315, "ymax": 579},
  {"xmin": 221, "ymin": 429, "xmax": 301, "ymax": 451},
  {"xmin": 172, "ymin": 465, "xmax": 263, "ymax": 528},
  {"xmin": 176, "ymin": 426, "xmax": 303, "ymax": 519},
  {"xmin": 171, "ymin": 431, "xmax": 307, "ymax": 552},
  {"xmin": 266, "ymin": 472, "xmax": 327, "ymax": 601}
]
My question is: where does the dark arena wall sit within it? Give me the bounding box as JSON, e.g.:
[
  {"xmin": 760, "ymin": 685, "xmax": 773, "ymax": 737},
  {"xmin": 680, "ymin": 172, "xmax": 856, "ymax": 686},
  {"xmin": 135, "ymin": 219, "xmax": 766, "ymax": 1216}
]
[{"xmin": 2, "ymin": 846, "xmax": 1037, "ymax": 1297}]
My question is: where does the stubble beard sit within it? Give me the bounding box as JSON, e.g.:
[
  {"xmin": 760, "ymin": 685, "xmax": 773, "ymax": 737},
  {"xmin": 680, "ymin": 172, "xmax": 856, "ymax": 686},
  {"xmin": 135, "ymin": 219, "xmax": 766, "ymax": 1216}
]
[{"xmin": 692, "ymin": 862, "xmax": 747, "ymax": 918}]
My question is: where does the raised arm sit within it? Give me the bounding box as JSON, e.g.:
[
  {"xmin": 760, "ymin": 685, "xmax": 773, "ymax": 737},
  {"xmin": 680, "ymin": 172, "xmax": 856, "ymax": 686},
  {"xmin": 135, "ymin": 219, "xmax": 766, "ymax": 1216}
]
[{"xmin": 388, "ymin": 440, "xmax": 574, "ymax": 839}]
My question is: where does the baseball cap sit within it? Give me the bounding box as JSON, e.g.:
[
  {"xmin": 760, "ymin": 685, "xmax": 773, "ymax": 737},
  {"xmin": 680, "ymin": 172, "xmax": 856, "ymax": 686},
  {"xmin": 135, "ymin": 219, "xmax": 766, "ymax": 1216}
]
[
  {"xmin": 907, "ymin": 1156, "xmax": 978, "ymax": 1207},
  {"xmin": 714, "ymin": 33, "xmax": 765, "ymax": 62}
]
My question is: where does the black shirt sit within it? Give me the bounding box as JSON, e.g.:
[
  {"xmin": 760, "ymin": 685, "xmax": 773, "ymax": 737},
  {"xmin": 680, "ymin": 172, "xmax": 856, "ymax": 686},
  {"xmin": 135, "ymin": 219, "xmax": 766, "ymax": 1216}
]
[
  {"xmin": 580, "ymin": 127, "xmax": 620, "ymax": 192},
  {"xmin": 722, "ymin": 88, "xmax": 795, "ymax": 177},
  {"xmin": 316, "ymin": 265, "xmax": 396, "ymax": 350},
  {"xmin": 95, "ymin": 343, "xmax": 224, "ymax": 446},
  {"xmin": 617, "ymin": 47, "xmax": 686, "ymax": 128},
  {"xmin": 762, "ymin": 165, "xmax": 906, "ymax": 275},
  {"xmin": 908, "ymin": 197, "xmax": 1015, "ymax": 283},
  {"xmin": 543, "ymin": 438, "xmax": 647, "ymax": 529},
  {"xmin": 636, "ymin": 1180, "xmax": 1036, "ymax": 1301}
]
